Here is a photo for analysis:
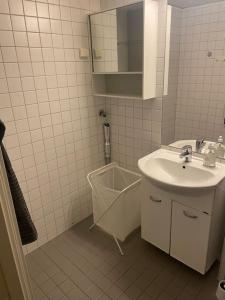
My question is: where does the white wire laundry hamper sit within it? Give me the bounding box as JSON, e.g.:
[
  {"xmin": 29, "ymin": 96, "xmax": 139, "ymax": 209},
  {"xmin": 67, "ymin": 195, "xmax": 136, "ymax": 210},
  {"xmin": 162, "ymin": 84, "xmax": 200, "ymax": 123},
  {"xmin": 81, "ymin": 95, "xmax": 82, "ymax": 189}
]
[{"xmin": 87, "ymin": 162, "xmax": 142, "ymax": 255}]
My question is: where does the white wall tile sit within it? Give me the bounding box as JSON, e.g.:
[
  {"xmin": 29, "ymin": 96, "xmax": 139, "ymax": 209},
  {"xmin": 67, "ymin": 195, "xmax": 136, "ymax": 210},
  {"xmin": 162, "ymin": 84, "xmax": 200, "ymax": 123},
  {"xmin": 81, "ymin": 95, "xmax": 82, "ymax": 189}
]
[
  {"xmin": 19, "ymin": 62, "xmax": 33, "ymax": 76},
  {"xmin": 36, "ymin": 3, "xmax": 49, "ymax": 18},
  {"xmin": 5, "ymin": 63, "xmax": 20, "ymax": 77},
  {"xmin": 49, "ymin": 4, "xmax": 61, "ymax": 19},
  {"xmin": 0, "ymin": 15, "xmax": 12, "ymax": 30},
  {"xmin": 28, "ymin": 32, "xmax": 41, "ymax": 47},
  {"xmin": 2, "ymin": 47, "xmax": 17, "ymax": 62},
  {"xmin": 23, "ymin": 1, "xmax": 37, "ymax": 17},
  {"xmin": 24, "ymin": 90, "xmax": 37, "ymax": 104},
  {"xmin": 30, "ymin": 48, "xmax": 42, "ymax": 62},
  {"xmin": 0, "ymin": 78, "xmax": 8, "ymax": 93},
  {"xmin": 10, "ymin": 92, "xmax": 25, "ymax": 106},
  {"xmin": 26, "ymin": 104, "xmax": 39, "ymax": 118},
  {"xmin": 16, "ymin": 47, "xmax": 31, "ymax": 62},
  {"xmin": 7, "ymin": 77, "xmax": 22, "ymax": 92},
  {"xmin": 8, "ymin": 0, "xmax": 24, "ymax": 15},
  {"xmin": 0, "ymin": 31, "xmax": 14, "ymax": 46},
  {"xmin": 11, "ymin": 16, "xmax": 26, "ymax": 32},
  {"xmin": 39, "ymin": 18, "xmax": 51, "ymax": 33},
  {"xmin": 14, "ymin": 32, "xmax": 28, "ymax": 47},
  {"xmin": 25, "ymin": 17, "xmax": 39, "ymax": 32},
  {"xmin": 50, "ymin": 19, "xmax": 62, "ymax": 34},
  {"xmin": 16, "ymin": 119, "xmax": 29, "ymax": 132},
  {"xmin": 13, "ymin": 105, "xmax": 27, "ymax": 120},
  {"xmin": 0, "ymin": 94, "xmax": 11, "ymax": 108},
  {"xmin": 0, "ymin": 108, "xmax": 13, "ymax": 122},
  {"xmin": 21, "ymin": 76, "xmax": 35, "ymax": 91},
  {"xmin": 0, "ymin": 0, "xmax": 9, "ymax": 14}
]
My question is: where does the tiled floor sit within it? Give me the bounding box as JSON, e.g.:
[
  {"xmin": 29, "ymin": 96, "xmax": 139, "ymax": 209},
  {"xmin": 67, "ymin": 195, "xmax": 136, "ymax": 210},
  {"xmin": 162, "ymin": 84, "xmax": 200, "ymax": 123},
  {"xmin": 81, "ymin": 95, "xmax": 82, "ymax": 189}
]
[{"xmin": 27, "ymin": 217, "xmax": 219, "ymax": 300}]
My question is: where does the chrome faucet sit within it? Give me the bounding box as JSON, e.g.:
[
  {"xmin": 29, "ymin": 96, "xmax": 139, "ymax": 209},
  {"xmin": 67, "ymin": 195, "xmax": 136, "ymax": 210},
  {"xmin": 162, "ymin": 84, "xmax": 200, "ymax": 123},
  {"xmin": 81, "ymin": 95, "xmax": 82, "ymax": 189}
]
[
  {"xmin": 180, "ymin": 145, "xmax": 192, "ymax": 162},
  {"xmin": 196, "ymin": 138, "xmax": 206, "ymax": 153}
]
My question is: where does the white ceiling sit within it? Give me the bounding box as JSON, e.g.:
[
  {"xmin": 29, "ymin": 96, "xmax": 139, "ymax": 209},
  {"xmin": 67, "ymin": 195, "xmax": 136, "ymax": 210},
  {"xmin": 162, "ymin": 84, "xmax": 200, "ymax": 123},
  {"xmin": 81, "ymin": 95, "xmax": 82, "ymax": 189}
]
[{"xmin": 168, "ymin": 0, "xmax": 224, "ymax": 8}]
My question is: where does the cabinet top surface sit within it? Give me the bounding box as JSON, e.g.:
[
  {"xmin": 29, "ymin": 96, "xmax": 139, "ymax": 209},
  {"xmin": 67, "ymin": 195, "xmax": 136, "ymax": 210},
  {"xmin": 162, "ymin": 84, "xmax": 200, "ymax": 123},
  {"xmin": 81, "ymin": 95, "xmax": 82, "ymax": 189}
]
[{"xmin": 138, "ymin": 148, "xmax": 225, "ymax": 190}]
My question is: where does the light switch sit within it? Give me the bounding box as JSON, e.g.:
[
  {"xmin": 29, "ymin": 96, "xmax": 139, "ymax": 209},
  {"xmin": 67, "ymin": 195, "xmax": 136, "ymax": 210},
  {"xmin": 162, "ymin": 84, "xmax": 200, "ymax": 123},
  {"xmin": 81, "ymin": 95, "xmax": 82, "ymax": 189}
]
[{"xmin": 79, "ymin": 48, "xmax": 89, "ymax": 59}]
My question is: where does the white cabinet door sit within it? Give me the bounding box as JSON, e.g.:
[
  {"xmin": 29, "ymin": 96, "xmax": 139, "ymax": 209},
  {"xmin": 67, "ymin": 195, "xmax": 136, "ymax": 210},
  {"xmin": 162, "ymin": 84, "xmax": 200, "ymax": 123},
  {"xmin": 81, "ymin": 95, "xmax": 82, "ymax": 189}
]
[
  {"xmin": 141, "ymin": 193, "xmax": 171, "ymax": 253},
  {"xmin": 170, "ymin": 202, "xmax": 211, "ymax": 274}
]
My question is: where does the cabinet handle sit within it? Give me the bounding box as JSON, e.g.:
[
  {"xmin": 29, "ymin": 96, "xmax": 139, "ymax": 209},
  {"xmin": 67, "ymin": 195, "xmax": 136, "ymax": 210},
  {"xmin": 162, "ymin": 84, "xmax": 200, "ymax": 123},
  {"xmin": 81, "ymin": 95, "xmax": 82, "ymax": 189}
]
[
  {"xmin": 150, "ymin": 196, "xmax": 162, "ymax": 203},
  {"xmin": 183, "ymin": 210, "xmax": 198, "ymax": 219}
]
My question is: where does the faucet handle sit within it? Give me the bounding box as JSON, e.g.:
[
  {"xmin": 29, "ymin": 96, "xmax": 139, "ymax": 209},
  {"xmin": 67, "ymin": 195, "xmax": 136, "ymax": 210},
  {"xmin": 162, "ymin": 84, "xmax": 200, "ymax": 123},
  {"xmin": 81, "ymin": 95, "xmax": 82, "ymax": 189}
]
[
  {"xmin": 180, "ymin": 145, "xmax": 192, "ymax": 162},
  {"xmin": 181, "ymin": 145, "xmax": 192, "ymax": 154},
  {"xmin": 196, "ymin": 138, "xmax": 206, "ymax": 152}
]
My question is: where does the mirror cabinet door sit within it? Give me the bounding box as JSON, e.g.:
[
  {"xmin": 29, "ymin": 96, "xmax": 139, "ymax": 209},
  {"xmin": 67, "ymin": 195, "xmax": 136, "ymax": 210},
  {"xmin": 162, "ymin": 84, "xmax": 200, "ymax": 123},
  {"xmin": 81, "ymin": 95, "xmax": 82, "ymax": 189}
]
[{"xmin": 90, "ymin": 3, "xmax": 143, "ymax": 73}]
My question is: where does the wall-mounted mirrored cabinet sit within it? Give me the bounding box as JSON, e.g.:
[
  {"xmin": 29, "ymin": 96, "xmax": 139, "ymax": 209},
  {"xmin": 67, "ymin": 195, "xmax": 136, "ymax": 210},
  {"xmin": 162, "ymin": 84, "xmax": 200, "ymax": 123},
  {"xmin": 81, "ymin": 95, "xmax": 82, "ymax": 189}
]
[{"xmin": 89, "ymin": 0, "xmax": 159, "ymax": 100}]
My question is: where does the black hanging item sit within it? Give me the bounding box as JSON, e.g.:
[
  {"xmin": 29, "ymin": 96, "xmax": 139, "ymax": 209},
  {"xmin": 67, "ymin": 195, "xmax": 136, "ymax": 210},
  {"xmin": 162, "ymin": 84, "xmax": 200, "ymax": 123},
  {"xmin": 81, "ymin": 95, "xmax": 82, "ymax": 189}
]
[
  {"xmin": 0, "ymin": 120, "xmax": 37, "ymax": 245},
  {"xmin": 0, "ymin": 120, "xmax": 5, "ymax": 143}
]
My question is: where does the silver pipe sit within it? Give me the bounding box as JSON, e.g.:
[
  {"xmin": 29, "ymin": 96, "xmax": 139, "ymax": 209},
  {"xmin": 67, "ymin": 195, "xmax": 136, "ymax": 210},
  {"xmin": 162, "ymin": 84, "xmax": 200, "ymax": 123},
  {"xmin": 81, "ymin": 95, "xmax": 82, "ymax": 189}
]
[{"xmin": 103, "ymin": 122, "xmax": 111, "ymax": 164}]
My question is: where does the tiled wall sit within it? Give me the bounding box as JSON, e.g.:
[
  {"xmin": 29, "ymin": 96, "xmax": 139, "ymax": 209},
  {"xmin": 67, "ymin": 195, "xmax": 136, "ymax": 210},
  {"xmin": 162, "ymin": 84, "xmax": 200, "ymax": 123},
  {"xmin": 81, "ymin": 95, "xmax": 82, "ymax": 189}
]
[
  {"xmin": 0, "ymin": 0, "xmax": 168, "ymax": 253},
  {"xmin": 105, "ymin": 98, "xmax": 162, "ymax": 172},
  {"xmin": 101, "ymin": 0, "xmax": 167, "ymax": 172},
  {"xmin": 174, "ymin": 1, "xmax": 225, "ymax": 141},
  {"xmin": 0, "ymin": 0, "xmax": 105, "ymax": 253}
]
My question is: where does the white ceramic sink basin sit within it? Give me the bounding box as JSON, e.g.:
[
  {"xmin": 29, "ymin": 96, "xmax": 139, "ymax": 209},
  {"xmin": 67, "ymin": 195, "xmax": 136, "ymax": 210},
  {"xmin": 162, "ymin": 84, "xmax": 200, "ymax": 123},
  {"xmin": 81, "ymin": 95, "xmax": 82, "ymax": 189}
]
[{"xmin": 138, "ymin": 148, "xmax": 225, "ymax": 189}]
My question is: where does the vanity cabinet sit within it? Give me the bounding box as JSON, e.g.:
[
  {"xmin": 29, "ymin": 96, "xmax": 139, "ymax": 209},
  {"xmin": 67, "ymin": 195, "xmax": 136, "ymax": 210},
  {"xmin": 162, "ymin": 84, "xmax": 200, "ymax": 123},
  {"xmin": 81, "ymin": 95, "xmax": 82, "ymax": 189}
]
[
  {"xmin": 142, "ymin": 194, "xmax": 171, "ymax": 253},
  {"xmin": 141, "ymin": 179, "xmax": 225, "ymax": 274},
  {"xmin": 170, "ymin": 202, "xmax": 211, "ymax": 274}
]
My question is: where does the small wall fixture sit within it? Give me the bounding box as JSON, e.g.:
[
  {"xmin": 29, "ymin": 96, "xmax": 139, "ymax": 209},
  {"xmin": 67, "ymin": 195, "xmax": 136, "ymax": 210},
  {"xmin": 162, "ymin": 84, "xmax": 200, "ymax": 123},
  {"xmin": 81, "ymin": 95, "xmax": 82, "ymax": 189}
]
[
  {"xmin": 93, "ymin": 49, "xmax": 102, "ymax": 59},
  {"xmin": 207, "ymin": 51, "xmax": 225, "ymax": 62},
  {"xmin": 79, "ymin": 48, "xmax": 89, "ymax": 59}
]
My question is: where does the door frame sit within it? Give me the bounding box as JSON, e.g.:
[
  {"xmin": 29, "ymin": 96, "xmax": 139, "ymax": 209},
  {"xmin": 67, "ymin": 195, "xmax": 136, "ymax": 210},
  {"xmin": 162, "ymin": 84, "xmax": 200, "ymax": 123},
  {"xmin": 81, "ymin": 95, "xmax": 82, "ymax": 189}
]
[{"xmin": 0, "ymin": 150, "xmax": 33, "ymax": 300}]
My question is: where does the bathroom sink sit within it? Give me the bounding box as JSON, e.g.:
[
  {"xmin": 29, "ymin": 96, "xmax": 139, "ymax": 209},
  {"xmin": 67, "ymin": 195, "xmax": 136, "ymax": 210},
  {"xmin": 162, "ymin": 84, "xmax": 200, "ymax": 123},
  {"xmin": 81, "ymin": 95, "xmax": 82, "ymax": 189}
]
[{"xmin": 138, "ymin": 148, "xmax": 225, "ymax": 190}]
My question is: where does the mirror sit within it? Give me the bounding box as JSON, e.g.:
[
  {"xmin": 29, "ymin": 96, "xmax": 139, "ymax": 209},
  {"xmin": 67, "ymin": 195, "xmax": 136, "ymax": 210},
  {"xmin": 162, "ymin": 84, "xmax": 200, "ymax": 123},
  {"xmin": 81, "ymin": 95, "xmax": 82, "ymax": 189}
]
[
  {"xmin": 162, "ymin": 0, "xmax": 225, "ymax": 159},
  {"xmin": 89, "ymin": 3, "xmax": 143, "ymax": 73}
]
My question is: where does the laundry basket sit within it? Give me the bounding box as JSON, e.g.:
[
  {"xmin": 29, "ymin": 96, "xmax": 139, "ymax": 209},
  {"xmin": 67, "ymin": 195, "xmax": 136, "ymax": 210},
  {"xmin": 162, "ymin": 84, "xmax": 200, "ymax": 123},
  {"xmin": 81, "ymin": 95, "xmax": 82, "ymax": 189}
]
[{"xmin": 87, "ymin": 162, "xmax": 142, "ymax": 253}]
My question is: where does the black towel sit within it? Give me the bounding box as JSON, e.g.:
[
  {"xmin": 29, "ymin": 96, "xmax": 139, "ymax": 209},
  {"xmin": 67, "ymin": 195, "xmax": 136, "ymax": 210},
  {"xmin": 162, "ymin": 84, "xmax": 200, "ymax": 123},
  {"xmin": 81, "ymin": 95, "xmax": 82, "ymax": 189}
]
[{"xmin": 0, "ymin": 121, "xmax": 37, "ymax": 245}]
